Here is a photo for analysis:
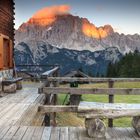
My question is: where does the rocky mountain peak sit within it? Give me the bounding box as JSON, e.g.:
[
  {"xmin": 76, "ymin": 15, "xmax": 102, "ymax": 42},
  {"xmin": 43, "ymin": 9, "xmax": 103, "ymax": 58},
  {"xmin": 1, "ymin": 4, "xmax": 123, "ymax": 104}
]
[{"xmin": 15, "ymin": 5, "xmax": 140, "ymax": 54}]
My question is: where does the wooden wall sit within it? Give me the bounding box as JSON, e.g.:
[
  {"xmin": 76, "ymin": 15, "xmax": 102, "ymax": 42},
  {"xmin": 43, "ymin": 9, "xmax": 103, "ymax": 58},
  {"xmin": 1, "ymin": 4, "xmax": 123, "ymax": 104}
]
[
  {"xmin": 0, "ymin": 0, "xmax": 15, "ymax": 40},
  {"xmin": 0, "ymin": 0, "xmax": 14, "ymax": 70}
]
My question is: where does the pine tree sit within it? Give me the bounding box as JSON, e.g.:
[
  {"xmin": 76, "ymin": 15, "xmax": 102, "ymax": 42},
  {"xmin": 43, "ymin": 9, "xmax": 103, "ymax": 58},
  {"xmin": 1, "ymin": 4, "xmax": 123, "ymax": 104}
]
[{"xmin": 106, "ymin": 50, "xmax": 140, "ymax": 78}]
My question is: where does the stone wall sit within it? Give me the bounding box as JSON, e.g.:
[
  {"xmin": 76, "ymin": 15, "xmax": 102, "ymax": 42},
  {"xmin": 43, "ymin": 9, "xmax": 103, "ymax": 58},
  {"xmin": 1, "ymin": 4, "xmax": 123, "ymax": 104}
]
[{"xmin": 0, "ymin": 69, "xmax": 13, "ymax": 79}]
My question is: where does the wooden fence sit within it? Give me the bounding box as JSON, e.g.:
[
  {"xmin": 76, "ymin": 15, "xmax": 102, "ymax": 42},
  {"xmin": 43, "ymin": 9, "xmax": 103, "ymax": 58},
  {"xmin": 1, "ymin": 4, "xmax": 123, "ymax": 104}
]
[{"xmin": 39, "ymin": 75, "xmax": 140, "ymax": 127}]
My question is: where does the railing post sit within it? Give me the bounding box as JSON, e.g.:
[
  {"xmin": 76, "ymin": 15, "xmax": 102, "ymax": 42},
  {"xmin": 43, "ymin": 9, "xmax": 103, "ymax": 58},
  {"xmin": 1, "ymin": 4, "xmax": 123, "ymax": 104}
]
[
  {"xmin": 50, "ymin": 69, "xmax": 59, "ymax": 126},
  {"xmin": 44, "ymin": 78, "xmax": 51, "ymax": 126},
  {"xmin": 108, "ymin": 80, "xmax": 114, "ymax": 127}
]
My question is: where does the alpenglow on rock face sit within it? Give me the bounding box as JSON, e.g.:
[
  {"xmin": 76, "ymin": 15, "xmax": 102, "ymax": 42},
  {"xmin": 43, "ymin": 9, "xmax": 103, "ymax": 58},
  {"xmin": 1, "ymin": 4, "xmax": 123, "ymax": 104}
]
[
  {"xmin": 15, "ymin": 5, "xmax": 140, "ymax": 75},
  {"xmin": 15, "ymin": 5, "xmax": 140, "ymax": 54}
]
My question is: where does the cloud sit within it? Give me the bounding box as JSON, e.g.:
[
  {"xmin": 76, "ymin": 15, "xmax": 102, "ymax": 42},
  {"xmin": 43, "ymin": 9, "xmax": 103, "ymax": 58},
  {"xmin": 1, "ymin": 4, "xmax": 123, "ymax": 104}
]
[{"xmin": 32, "ymin": 5, "xmax": 71, "ymax": 19}]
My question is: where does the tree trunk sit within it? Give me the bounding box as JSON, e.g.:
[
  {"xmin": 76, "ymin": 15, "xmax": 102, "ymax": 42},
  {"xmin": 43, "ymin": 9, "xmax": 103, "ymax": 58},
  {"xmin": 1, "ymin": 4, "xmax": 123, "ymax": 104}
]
[
  {"xmin": 85, "ymin": 118, "xmax": 106, "ymax": 138},
  {"xmin": 132, "ymin": 116, "xmax": 140, "ymax": 136}
]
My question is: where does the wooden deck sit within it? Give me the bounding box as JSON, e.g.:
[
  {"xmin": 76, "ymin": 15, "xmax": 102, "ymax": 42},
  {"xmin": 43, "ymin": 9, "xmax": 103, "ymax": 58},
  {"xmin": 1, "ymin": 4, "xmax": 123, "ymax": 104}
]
[
  {"xmin": 0, "ymin": 84, "xmax": 139, "ymax": 139},
  {"xmin": 0, "ymin": 126, "xmax": 139, "ymax": 140},
  {"xmin": 0, "ymin": 86, "xmax": 46, "ymax": 127}
]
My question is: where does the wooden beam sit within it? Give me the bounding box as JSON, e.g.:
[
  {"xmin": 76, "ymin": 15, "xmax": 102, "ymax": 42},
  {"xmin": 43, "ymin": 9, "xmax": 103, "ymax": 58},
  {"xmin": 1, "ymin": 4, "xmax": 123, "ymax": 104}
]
[
  {"xmin": 38, "ymin": 105, "xmax": 78, "ymax": 113},
  {"xmin": 78, "ymin": 109, "xmax": 140, "ymax": 119},
  {"xmin": 47, "ymin": 77, "xmax": 140, "ymax": 83},
  {"xmin": 43, "ymin": 87, "xmax": 140, "ymax": 95},
  {"xmin": 78, "ymin": 110, "xmax": 140, "ymax": 119},
  {"xmin": 78, "ymin": 102, "xmax": 140, "ymax": 119},
  {"xmin": 41, "ymin": 67, "xmax": 59, "ymax": 77},
  {"xmin": 108, "ymin": 81, "xmax": 114, "ymax": 127}
]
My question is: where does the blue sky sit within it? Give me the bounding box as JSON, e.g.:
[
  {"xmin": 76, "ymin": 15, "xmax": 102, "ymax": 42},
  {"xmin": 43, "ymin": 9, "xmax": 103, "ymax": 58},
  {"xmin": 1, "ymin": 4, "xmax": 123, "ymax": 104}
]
[{"xmin": 15, "ymin": 0, "xmax": 140, "ymax": 35}]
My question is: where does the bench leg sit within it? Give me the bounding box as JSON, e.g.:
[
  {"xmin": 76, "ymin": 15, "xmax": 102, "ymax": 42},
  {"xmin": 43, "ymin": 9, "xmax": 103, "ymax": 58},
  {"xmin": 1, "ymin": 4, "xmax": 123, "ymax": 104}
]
[
  {"xmin": 16, "ymin": 81, "xmax": 22, "ymax": 90},
  {"xmin": 85, "ymin": 118, "xmax": 106, "ymax": 138},
  {"xmin": 132, "ymin": 116, "xmax": 140, "ymax": 136}
]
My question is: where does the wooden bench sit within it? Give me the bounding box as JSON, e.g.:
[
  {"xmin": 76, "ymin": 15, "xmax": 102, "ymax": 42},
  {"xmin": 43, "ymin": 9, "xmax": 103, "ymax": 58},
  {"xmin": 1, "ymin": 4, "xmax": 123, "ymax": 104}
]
[
  {"xmin": 2, "ymin": 77, "xmax": 23, "ymax": 92},
  {"xmin": 78, "ymin": 101, "xmax": 140, "ymax": 138}
]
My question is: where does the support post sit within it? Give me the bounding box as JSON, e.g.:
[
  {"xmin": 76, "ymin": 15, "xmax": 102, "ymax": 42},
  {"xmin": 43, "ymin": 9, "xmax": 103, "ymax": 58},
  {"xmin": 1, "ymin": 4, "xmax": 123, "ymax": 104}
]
[
  {"xmin": 132, "ymin": 116, "xmax": 140, "ymax": 136},
  {"xmin": 108, "ymin": 80, "xmax": 114, "ymax": 127},
  {"xmin": 85, "ymin": 118, "xmax": 106, "ymax": 138},
  {"xmin": 50, "ymin": 69, "xmax": 59, "ymax": 126}
]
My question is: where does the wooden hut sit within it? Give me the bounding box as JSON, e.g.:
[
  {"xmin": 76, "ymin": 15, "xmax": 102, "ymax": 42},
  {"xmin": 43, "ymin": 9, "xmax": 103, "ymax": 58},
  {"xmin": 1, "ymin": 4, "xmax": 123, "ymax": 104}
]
[
  {"xmin": 0, "ymin": 0, "xmax": 15, "ymax": 78},
  {"xmin": 64, "ymin": 70, "xmax": 89, "ymax": 78}
]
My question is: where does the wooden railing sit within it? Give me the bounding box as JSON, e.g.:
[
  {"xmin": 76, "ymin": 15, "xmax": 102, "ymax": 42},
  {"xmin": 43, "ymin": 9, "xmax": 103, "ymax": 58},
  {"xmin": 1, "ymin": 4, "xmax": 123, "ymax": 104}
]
[
  {"xmin": 47, "ymin": 77, "xmax": 140, "ymax": 82},
  {"xmin": 38, "ymin": 67, "xmax": 60, "ymax": 126},
  {"xmin": 40, "ymin": 77, "xmax": 140, "ymax": 127}
]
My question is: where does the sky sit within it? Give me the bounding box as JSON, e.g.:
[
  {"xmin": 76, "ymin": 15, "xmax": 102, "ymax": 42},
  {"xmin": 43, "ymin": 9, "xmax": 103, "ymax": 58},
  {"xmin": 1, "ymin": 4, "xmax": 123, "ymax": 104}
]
[{"xmin": 15, "ymin": 0, "xmax": 140, "ymax": 35}]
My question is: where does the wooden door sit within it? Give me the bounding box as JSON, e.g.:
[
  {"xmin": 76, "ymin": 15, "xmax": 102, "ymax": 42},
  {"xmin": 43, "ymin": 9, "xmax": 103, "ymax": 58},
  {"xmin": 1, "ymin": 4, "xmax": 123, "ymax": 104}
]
[{"xmin": 3, "ymin": 38, "xmax": 10, "ymax": 68}]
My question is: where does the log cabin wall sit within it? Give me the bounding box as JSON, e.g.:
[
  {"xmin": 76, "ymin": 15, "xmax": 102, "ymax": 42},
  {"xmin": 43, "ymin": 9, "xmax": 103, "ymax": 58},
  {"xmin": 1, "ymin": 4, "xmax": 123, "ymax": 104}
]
[
  {"xmin": 0, "ymin": 0, "xmax": 15, "ymax": 78},
  {"xmin": 0, "ymin": 0, "xmax": 15, "ymax": 40}
]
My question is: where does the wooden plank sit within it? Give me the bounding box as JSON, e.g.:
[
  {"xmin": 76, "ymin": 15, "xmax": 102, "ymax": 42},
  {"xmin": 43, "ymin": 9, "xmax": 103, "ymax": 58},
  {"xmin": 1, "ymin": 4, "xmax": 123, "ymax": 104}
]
[
  {"xmin": 79, "ymin": 102, "xmax": 140, "ymax": 110},
  {"xmin": 38, "ymin": 105, "xmax": 78, "ymax": 113},
  {"xmin": 69, "ymin": 127, "xmax": 79, "ymax": 140},
  {"xmin": 41, "ymin": 127, "xmax": 51, "ymax": 140},
  {"xmin": 43, "ymin": 87, "xmax": 140, "ymax": 95},
  {"xmin": 0, "ymin": 125, "xmax": 11, "ymax": 139},
  {"xmin": 59, "ymin": 127, "xmax": 68, "ymax": 140},
  {"xmin": 5, "ymin": 104, "xmax": 29, "ymax": 126},
  {"xmin": 0, "ymin": 103, "xmax": 22, "ymax": 126},
  {"xmin": 108, "ymin": 81, "xmax": 114, "ymax": 127},
  {"xmin": 12, "ymin": 126, "xmax": 28, "ymax": 140},
  {"xmin": 50, "ymin": 127, "xmax": 60, "ymax": 140},
  {"xmin": 106, "ymin": 128, "xmax": 113, "ymax": 139},
  {"xmin": 31, "ymin": 127, "xmax": 44, "ymax": 140},
  {"xmin": 115, "ymin": 127, "xmax": 137, "ymax": 140},
  {"xmin": 42, "ymin": 67, "xmax": 59, "ymax": 77},
  {"xmin": 78, "ymin": 102, "xmax": 140, "ymax": 118},
  {"xmin": 127, "ymin": 128, "xmax": 140, "ymax": 140},
  {"xmin": 0, "ymin": 103, "xmax": 16, "ymax": 119},
  {"xmin": 16, "ymin": 104, "xmax": 39, "ymax": 126},
  {"xmin": 48, "ymin": 77, "xmax": 140, "ymax": 82},
  {"xmin": 16, "ymin": 94, "xmax": 46, "ymax": 126},
  {"xmin": 2, "ymin": 77, "xmax": 22, "ymax": 85},
  {"xmin": 2, "ymin": 126, "xmax": 20, "ymax": 140},
  {"xmin": 22, "ymin": 126, "xmax": 35, "ymax": 140},
  {"xmin": 78, "ymin": 127, "xmax": 92, "ymax": 140}
]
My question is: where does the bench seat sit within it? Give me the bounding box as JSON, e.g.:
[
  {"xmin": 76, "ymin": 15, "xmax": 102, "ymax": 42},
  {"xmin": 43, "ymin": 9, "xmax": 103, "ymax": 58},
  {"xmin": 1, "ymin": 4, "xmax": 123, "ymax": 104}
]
[
  {"xmin": 78, "ymin": 101, "xmax": 140, "ymax": 118},
  {"xmin": 2, "ymin": 77, "xmax": 23, "ymax": 92},
  {"xmin": 78, "ymin": 101, "xmax": 140, "ymax": 138},
  {"xmin": 2, "ymin": 77, "xmax": 23, "ymax": 85}
]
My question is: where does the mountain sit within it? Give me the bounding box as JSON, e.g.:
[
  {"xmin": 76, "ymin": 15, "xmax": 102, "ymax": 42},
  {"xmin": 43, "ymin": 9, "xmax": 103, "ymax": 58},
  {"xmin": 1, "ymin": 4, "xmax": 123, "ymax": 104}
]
[
  {"xmin": 15, "ymin": 5, "xmax": 140, "ymax": 54},
  {"xmin": 14, "ymin": 41, "xmax": 122, "ymax": 76},
  {"xmin": 14, "ymin": 5, "xmax": 140, "ymax": 75}
]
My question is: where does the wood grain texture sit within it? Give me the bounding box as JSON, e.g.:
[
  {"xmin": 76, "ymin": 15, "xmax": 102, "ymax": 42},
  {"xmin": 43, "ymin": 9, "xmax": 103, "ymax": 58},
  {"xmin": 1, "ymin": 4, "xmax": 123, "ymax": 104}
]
[
  {"xmin": 132, "ymin": 116, "xmax": 140, "ymax": 137},
  {"xmin": 48, "ymin": 77, "xmax": 140, "ymax": 82},
  {"xmin": 78, "ymin": 102, "xmax": 140, "ymax": 118},
  {"xmin": 43, "ymin": 87, "xmax": 140, "ymax": 95},
  {"xmin": 38, "ymin": 105, "xmax": 78, "ymax": 113}
]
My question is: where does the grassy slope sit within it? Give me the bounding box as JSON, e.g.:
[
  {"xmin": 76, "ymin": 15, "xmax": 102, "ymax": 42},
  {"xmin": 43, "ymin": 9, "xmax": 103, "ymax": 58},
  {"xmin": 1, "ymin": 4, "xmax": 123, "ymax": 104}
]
[{"xmin": 57, "ymin": 82, "xmax": 140, "ymax": 127}]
